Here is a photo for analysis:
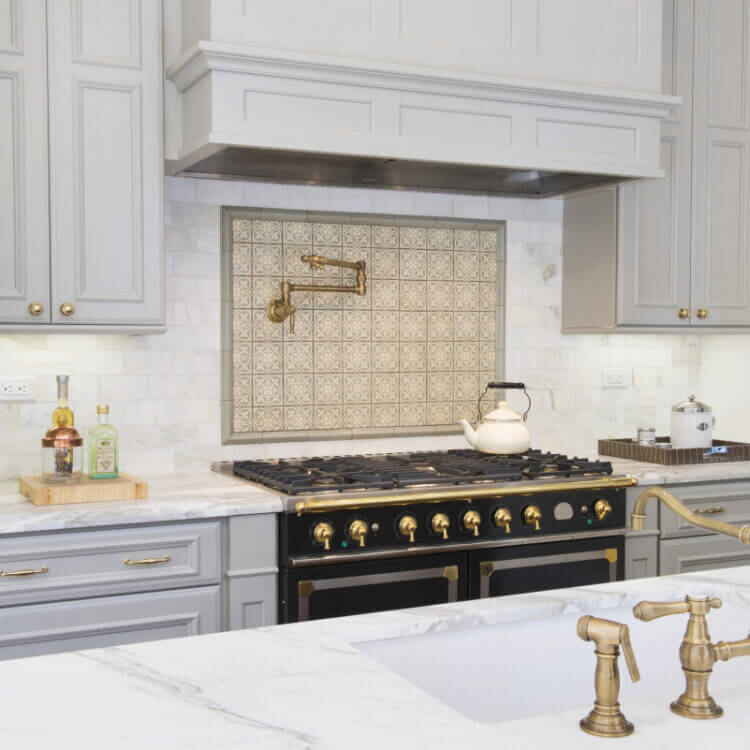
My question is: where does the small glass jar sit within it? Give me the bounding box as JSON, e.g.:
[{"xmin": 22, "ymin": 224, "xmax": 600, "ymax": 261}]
[{"xmin": 41, "ymin": 426, "xmax": 83, "ymax": 483}]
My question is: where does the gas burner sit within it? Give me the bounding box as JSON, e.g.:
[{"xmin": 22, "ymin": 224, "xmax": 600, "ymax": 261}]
[{"xmin": 233, "ymin": 449, "xmax": 613, "ymax": 495}]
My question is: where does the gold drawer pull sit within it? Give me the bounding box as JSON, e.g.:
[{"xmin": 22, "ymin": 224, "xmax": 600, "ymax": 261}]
[
  {"xmin": 694, "ymin": 507, "xmax": 725, "ymax": 515},
  {"xmin": 123, "ymin": 555, "xmax": 171, "ymax": 566},
  {"xmin": 0, "ymin": 565, "xmax": 49, "ymax": 577}
]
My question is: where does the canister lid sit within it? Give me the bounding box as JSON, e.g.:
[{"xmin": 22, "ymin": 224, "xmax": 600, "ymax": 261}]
[
  {"xmin": 672, "ymin": 394, "xmax": 711, "ymax": 414},
  {"xmin": 42, "ymin": 425, "xmax": 83, "ymax": 447},
  {"xmin": 97, "ymin": 404, "xmax": 109, "ymax": 414}
]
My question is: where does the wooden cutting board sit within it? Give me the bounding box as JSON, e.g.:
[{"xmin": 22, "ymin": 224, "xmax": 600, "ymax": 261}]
[{"xmin": 19, "ymin": 473, "xmax": 148, "ymax": 506}]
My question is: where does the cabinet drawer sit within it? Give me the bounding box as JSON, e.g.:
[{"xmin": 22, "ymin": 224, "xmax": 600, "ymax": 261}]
[
  {"xmin": 0, "ymin": 585, "xmax": 221, "ymax": 661},
  {"xmin": 0, "ymin": 521, "xmax": 221, "ymax": 606},
  {"xmin": 660, "ymin": 535, "xmax": 750, "ymax": 576},
  {"xmin": 658, "ymin": 481, "xmax": 750, "ymax": 538}
]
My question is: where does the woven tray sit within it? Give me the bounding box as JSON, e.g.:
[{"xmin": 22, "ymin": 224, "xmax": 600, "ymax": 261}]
[{"xmin": 598, "ymin": 438, "xmax": 750, "ymax": 466}]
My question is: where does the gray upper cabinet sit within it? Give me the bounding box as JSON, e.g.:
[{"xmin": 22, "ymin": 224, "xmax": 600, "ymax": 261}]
[
  {"xmin": 563, "ymin": 0, "xmax": 750, "ymax": 332},
  {"xmin": 0, "ymin": 0, "xmax": 164, "ymax": 331},
  {"xmin": 690, "ymin": 0, "xmax": 750, "ymax": 326},
  {"xmin": 0, "ymin": 0, "xmax": 51, "ymax": 324}
]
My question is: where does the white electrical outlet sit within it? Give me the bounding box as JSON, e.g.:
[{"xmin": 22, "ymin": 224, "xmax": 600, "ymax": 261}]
[
  {"xmin": 601, "ymin": 368, "xmax": 631, "ymax": 389},
  {"xmin": 0, "ymin": 377, "xmax": 37, "ymax": 401}
]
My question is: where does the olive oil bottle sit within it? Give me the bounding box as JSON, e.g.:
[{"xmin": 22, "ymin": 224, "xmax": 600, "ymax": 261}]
[
  {"xmin": 52, "ymin": 375, "xmax": 74, "ymax": 427},
  {"xmin": 88, "ymin": 405, "xmax": 118, "ymax": 479}
]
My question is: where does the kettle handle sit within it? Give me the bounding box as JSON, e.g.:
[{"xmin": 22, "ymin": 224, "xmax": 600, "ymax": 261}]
[{"xmin": 477, "ymin": 382, "xmax": 532, "ymax": 424}]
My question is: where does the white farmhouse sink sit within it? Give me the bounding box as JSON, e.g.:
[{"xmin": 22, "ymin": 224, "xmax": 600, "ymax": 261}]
[{"xmin": 358, "ymin": 588, "xmax": 750, "ymax": 724}]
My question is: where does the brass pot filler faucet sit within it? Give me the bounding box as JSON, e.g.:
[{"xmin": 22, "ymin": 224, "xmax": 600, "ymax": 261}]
[
  {"xmin": 266, "ymin": 254, "xmax": 367, "ymax": 333},
  {"xmin": 575, "ymin": 486, "xmax": 750, "ymax": 737}
]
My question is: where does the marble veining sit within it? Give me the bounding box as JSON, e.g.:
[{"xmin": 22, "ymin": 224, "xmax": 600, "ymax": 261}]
[
  {"xmin": 605, "ymin": 457, "xmax": 750, "ymax": 486},
  {"xmin": 0, "ymin": 472, "xmax": 282, "ymax": 535},
  {"xmin": 1, "ymin": 568, "xmax": 750, "ymax": 748}
]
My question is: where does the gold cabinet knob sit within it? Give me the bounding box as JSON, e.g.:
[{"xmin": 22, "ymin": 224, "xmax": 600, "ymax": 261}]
[
  {"xmin": 697, "ymin": 308, "xmax": 709, "ymax": 320},
  {"xmin": 678, "ymin": 308, "xmax": 690, "ymax": 319},
  {"xmin": 28, "ymin": 302, "xmax": 44, "ymax": 316},
  {"xmin": 348, "ymin": 519, "xmax": 368, "ymax": 548},
  {"xmin": 60, "ymin": 302, "xmax": 75, "ymax": 317},
  {"xmin": 594, "ymin": 499, "xmax": 613, "ymax": 521},
  {"xmin": 398, "ymin": 515, "xmax": 418, "ymax": 543},
  {"xmin": 462, "ymin": 509, "xmax": 481, "ymax": 537},
  {"xmin": 431, "ymin": 512, "xmax": 450, "ymax": 540},
  {"xmin": 493, "ymin": 507, "xmax": 512, "ymax": 533},
  {"xmin": 524, "ymin": 505, "xmax": 542, "ymax": 531},
  {"xmin": 312, "ymin": 521, "xmax": 334, "ymax": 551}
]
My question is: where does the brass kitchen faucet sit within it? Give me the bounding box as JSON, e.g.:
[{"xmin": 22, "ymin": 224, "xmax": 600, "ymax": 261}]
[{"xmin": 266, "ymin": 254, "xmax": 366, "ymax": 333}]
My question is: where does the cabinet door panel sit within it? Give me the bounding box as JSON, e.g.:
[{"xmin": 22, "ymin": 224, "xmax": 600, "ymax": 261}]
[
  {"xmin": 692, "ymin": 0, "xmax": 750, "ymax": 325},
  {"xmin": 660, "ymin": 535, "xmax": 750, "ymax": 576},
  {"xmin": 0, "ymin": 0, "xmax": 50, "ymax": 323},
  {"xmin": 47, "ymin": 0, "xmax": 163, "ymax": 325},
  {"xmin": 616, "ymin": 0, "xmax": 693, "ymax": 326}
]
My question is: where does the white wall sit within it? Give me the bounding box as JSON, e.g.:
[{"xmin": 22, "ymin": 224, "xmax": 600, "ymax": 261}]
[
  {"xmin": 0, "ymin": 177, "xmax": 701, "ymax": 480},
  {"xmin": 699, "ymin": 336, "xmax": 750, "ymax": 442}
]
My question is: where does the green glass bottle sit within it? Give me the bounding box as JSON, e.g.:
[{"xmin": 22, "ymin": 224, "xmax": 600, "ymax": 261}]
[{"xmin": 88, "ymin": 405, "xmax": 118, "ymax": 479}]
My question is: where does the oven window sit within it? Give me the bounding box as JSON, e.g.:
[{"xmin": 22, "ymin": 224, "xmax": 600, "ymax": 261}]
[
  {"xmin": 469, "ymin": 537, "xmax": 624, "ymax": 599},
  {"xmin": 282, "ymin": 553, "xmax": 467, "ymax": 622}
]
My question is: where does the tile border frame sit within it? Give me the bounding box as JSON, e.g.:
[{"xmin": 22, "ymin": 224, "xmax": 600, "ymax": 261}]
[{"xmin": 221, "ymin": 206, "xmax": 506, "ymax": 445}]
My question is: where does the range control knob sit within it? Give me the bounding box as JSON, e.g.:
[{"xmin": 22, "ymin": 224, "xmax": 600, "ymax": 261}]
[
  {"xmin": 348, "ymin": 519, "xmax": 368, "ymax": 548},
  {"xmin": 312, "ymin": 521, "xmax": 334, "ymax": 551},
  {"xmin": 398, "ymin": 515, "xmax": 418, "ymax": 543},
  {"xmin": 594, "ymin": 499, "xmax": 613, "ymax": 521},
  {"xmin": 462, "ymin": 510, "xmax": 481, "ymax": 537},
  {"xmin": 524, "ymin": 505, "xmax": 542, "ymax": 531},
  {"xmin": 493, "ymin": 507, "xmax": 512, "ymax": 534},
  {"xmin": 431, "ymin": 513, "xmax": 450, "ymax": 540}
]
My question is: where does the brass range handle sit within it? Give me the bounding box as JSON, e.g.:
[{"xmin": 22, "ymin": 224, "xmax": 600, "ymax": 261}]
[
  {"xmin": 696, "ymin": 308, "xmax": 709, "ymax": 320},
  {"xmin": 313, "ymin": 521, "xmax": 334, "ymax": 551},
  {"xmin": 524, "ymin": 505, "xmax": 542, "ymax": 531},
  {"xmin": 0, "ymin": 565, "xmax": 49, "ymax": 577},
  {"xmin": 398, "ymin": 515, "xmax": 418, "ymax": 543},
  {"xmin": 493, "ymin": 507, "xmax": 512, "ymax": 533},
  {"xmin": 348, "ymin": 519, "xmax": 368, "ymax": 548},
  {"xmin": 60, "ymin": 302, "xmax": 75, "ymax": 317},
  {"xmin": 594, "ymin": 499, "xmax": 612, "ymax": 521},
  {"xmin": 431, "ymin": 513, "xmax": 450, "ymax": 540},
  {"xmin": 678, "ymin": 307, "xmax": 691, "ymax": 319},
  {"xmin": 694, "ymin": 506, "xmax": 725, "ymax": 515},
  {"xmin": 462, "ymin": 510, "xmax": 481, "ymax": 537},
  {"xmin": 28, "ymin": 302, "xmax": 44, "ymax": 316},
  {"xmin": 123, "ymin": 555, "xmax": 171, "ymax": 566}
]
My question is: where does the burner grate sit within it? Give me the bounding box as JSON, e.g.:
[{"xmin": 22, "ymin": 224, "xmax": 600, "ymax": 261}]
[{"xmin": 233, "ymin": 449, "xmax": 613, "ymax": 495}]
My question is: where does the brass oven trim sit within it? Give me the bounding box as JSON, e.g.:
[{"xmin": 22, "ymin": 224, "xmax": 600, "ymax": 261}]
[
  {"xmin": 294, "ymin": 477, "xmax": 637, "ymax": 514},
  {"xmin": 478, "ymin": 548, "xmax": 618, "ymax": 598},
  {"xmin": 296, "ymin": 564, "xmax": 459, "ymax": 622}
]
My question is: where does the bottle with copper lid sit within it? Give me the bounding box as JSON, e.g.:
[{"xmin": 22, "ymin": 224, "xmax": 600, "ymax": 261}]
[
  {"xmin": 42, "ymin": 425, "xmax": 83, "ymax": 483},
  {"xmin": 88, "ymin": 404, "xmax": 118, "ymax": 479}
]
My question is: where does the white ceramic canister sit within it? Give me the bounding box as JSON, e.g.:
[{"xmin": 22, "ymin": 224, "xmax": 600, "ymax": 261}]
[{"xmin": 670, "ymin": 394, "xmax": 715, "ymax": 449}]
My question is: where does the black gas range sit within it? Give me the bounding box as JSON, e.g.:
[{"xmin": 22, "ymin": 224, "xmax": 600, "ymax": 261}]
[{"xmin": 232, "ymin": 449, "xmax": 637, "ymax": 623}]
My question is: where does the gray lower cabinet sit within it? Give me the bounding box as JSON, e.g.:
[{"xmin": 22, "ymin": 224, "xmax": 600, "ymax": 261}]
[
  {"xmin": 660, "ymin": 535, "xmax": 750, "ymax": 576},
  {"xmin": 224, "ymin": 514, "xmax": 278, "ymax": 629},
  {"xmin": 624, "ymin": 532, "xmax": 659, "ymax": 580},
  {"xmin": 0, "ymin": 586, "xmax": 220, "ymax": 661}
]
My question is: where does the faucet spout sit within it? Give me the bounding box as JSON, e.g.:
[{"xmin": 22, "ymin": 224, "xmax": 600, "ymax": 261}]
[{"xmin": 631, "ymin": 487, "xmax": 750, "ymax": 544}]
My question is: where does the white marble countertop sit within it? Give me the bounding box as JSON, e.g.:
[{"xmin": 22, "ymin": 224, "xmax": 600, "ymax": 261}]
[
  {"xmin": 1, "ymin": 455, "xmax": 750, "ymax": 537},
  {"xmin": 1, "ymin": 566, "xmax": 750, "ymax": 748},
  {"xmin": 604, "ymin": 457, "xmax": 750, "ymax": 486},
  {"xmin": 0, "ymin": 472, "xmax": 282, "ymax": 535}
]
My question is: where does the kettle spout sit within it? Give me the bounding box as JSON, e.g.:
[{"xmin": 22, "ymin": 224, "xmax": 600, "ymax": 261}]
[{"xmin": 460, "ymin": 419, "xmax": 478, "ymax": 448}]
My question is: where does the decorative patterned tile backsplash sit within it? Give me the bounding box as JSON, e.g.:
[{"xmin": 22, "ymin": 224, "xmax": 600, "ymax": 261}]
[{"xmin": 225, "ymin": 211, "xmax": 501, "ymax": 441}]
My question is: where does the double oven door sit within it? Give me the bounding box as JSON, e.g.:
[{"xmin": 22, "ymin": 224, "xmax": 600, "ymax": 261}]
[{"xmin": 280, "ymin": 535, "xmax": 624, "ymax": 623}]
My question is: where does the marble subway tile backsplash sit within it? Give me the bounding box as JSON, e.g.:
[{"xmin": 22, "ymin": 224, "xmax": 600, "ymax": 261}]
[
  {"xmin": 226, "ymin": 212, "xmax": 500, "ymax": 441},
  {"xmin": 0, "ymin": 177, "xmax": 702, "ymax": 479}
]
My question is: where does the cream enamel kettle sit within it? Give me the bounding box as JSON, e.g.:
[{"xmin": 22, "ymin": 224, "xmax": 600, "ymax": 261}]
[{"xmin": 461, "ymin": 382, "xmax": 532, "ymax": 454}]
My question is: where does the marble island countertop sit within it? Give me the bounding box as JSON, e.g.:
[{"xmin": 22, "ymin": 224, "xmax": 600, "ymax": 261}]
[
  {"xmin": 2, "ymin": 566, "xmax": 750, "ymax": 748},
  {"xmin": 0, "ymin": 472, "xmax": 282, "ymax": 535}
]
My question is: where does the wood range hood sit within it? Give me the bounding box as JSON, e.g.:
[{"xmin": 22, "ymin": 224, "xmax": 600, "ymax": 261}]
[{"xmin": 165, "ymin": 41, "xmax": 679, "ymax": 198}]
